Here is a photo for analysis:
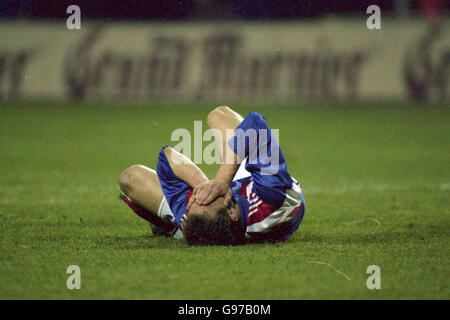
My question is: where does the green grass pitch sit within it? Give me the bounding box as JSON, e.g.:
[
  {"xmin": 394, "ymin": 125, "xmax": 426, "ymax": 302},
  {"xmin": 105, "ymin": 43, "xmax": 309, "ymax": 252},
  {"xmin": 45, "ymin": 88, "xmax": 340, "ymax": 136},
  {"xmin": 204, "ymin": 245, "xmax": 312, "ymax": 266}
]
[{"xmin": 0, "ymin": 100, "xmax": 448, "ymax": 299}]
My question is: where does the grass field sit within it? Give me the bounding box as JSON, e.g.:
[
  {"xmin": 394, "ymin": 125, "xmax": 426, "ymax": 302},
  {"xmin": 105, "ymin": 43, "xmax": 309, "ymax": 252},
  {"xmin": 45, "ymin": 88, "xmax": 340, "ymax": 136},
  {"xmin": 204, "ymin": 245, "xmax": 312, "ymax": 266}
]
[{"xmin": 0, "ymin": 100, "xmax": 448, "ymax": 299}]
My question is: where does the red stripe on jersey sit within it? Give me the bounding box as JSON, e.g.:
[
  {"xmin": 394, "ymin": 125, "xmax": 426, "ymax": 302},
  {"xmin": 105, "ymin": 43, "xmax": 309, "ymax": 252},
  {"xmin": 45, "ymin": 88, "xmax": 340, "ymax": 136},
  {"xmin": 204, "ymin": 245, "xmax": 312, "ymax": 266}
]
[
  {"xmin": 183, "ymin": 189, "xmax": 193, "ymax": 217},
  {"xmin": 239, "ymin": 179, "xmax": 252, "ymax": 197},
  {"xmin": 247, "ymin": 201, "xmax": 281, "ymax": 226},
  {"xmin": 288, "ymin": 202, "xmax": 303, "ymax": 217},
  {"xmin": 179, "ymin": 189, "xmax": 194, "ymax": 230}
]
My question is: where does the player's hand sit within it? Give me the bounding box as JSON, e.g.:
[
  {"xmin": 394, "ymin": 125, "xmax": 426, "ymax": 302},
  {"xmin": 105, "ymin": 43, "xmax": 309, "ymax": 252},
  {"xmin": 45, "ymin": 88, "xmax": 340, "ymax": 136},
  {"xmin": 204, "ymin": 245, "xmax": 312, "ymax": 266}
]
[
  {"xmin": 223, "ymin": 189, "xmax": 233, "ymax": 208},
  {"xmin": 193, "ymin": 179, "xmax": 230, "ymax": 206},
  {"xmin": 187, "ymin": 192, "xmax": 196, "ymax": 211}
]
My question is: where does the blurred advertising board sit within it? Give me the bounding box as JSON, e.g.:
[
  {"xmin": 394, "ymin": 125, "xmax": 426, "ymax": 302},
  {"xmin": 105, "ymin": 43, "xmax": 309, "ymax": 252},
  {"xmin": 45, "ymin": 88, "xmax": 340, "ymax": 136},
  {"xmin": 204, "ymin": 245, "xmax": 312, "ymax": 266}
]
[{"xmin": 0, "ymin": 19, "xmax": 448, "ymax": 102}]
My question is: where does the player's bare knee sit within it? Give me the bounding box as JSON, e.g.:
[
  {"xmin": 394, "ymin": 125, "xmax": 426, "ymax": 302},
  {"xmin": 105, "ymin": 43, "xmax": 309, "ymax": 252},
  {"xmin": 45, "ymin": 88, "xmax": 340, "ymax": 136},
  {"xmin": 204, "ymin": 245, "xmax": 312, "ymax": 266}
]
[
  {"xmin": 207, "ymin": 106, "xmax": 230, "ymax": 127},
  {"xmin": 119, "ymin": 164, "xmax": 145, "ymax": 194}
]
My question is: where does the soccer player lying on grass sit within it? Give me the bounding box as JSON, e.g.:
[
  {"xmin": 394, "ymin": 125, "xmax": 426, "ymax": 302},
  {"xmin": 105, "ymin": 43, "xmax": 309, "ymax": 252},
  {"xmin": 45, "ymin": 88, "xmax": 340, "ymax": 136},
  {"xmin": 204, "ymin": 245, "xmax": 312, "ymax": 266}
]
[{"xmin": 119, "ymin": 106, "xmax": 305, "ymax": 245}]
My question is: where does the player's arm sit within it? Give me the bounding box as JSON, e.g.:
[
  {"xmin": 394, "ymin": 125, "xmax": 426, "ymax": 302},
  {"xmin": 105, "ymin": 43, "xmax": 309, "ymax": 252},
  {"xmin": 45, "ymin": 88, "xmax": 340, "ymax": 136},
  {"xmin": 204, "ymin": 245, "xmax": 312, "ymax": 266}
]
[
  {"xmin": 193, "ymin": 162, "xmax": 239, "ymax": 206},
  {"xmin": 196, "ymin": 110, "xmax": 293, "ymax": 207},
  {"xmin": 162, "ymin": 146, "xmax": 209, "ymax": 188},
  {"xmin": 229, "ymin": 111, "xmax": 292, "ymax": 206},
  {"xmin": 194, "ymin": 107, "xmax": 243, "ymax": 205}
]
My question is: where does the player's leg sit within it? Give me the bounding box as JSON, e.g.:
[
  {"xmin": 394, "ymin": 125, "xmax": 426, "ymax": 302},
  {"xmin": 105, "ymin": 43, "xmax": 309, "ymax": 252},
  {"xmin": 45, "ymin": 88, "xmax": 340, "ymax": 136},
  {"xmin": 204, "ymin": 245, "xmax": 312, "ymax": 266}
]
[
  {"xmin": 119, "ymin": 164, "xmax": 177, "ymax": 236},
  {"xmin": 119, "ymin": 164, "xmax": 164, "ymax": 214},
  {"xmin": 206, "ymin": 106, "xmax": 244, "ymax": 162}
]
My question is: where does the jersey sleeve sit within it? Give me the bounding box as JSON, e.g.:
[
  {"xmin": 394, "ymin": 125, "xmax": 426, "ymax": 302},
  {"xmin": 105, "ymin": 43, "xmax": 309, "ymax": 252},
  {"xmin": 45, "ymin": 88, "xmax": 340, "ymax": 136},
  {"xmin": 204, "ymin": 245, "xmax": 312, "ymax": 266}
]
[
  {"xmin": 227, "ymin": 112, "xmax": 293, "ymax": 206},
  {"xmin": 156, "ymin": 146, "xmax": 191, "ymax": 226}
]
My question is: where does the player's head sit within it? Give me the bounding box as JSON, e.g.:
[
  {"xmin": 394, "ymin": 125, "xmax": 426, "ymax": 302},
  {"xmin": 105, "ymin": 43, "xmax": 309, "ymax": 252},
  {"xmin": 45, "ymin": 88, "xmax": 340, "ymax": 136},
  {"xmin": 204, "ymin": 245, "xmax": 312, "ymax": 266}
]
[{"xmin": 183, "ymin": 196, "xmax": 245, "ymax": 245}]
